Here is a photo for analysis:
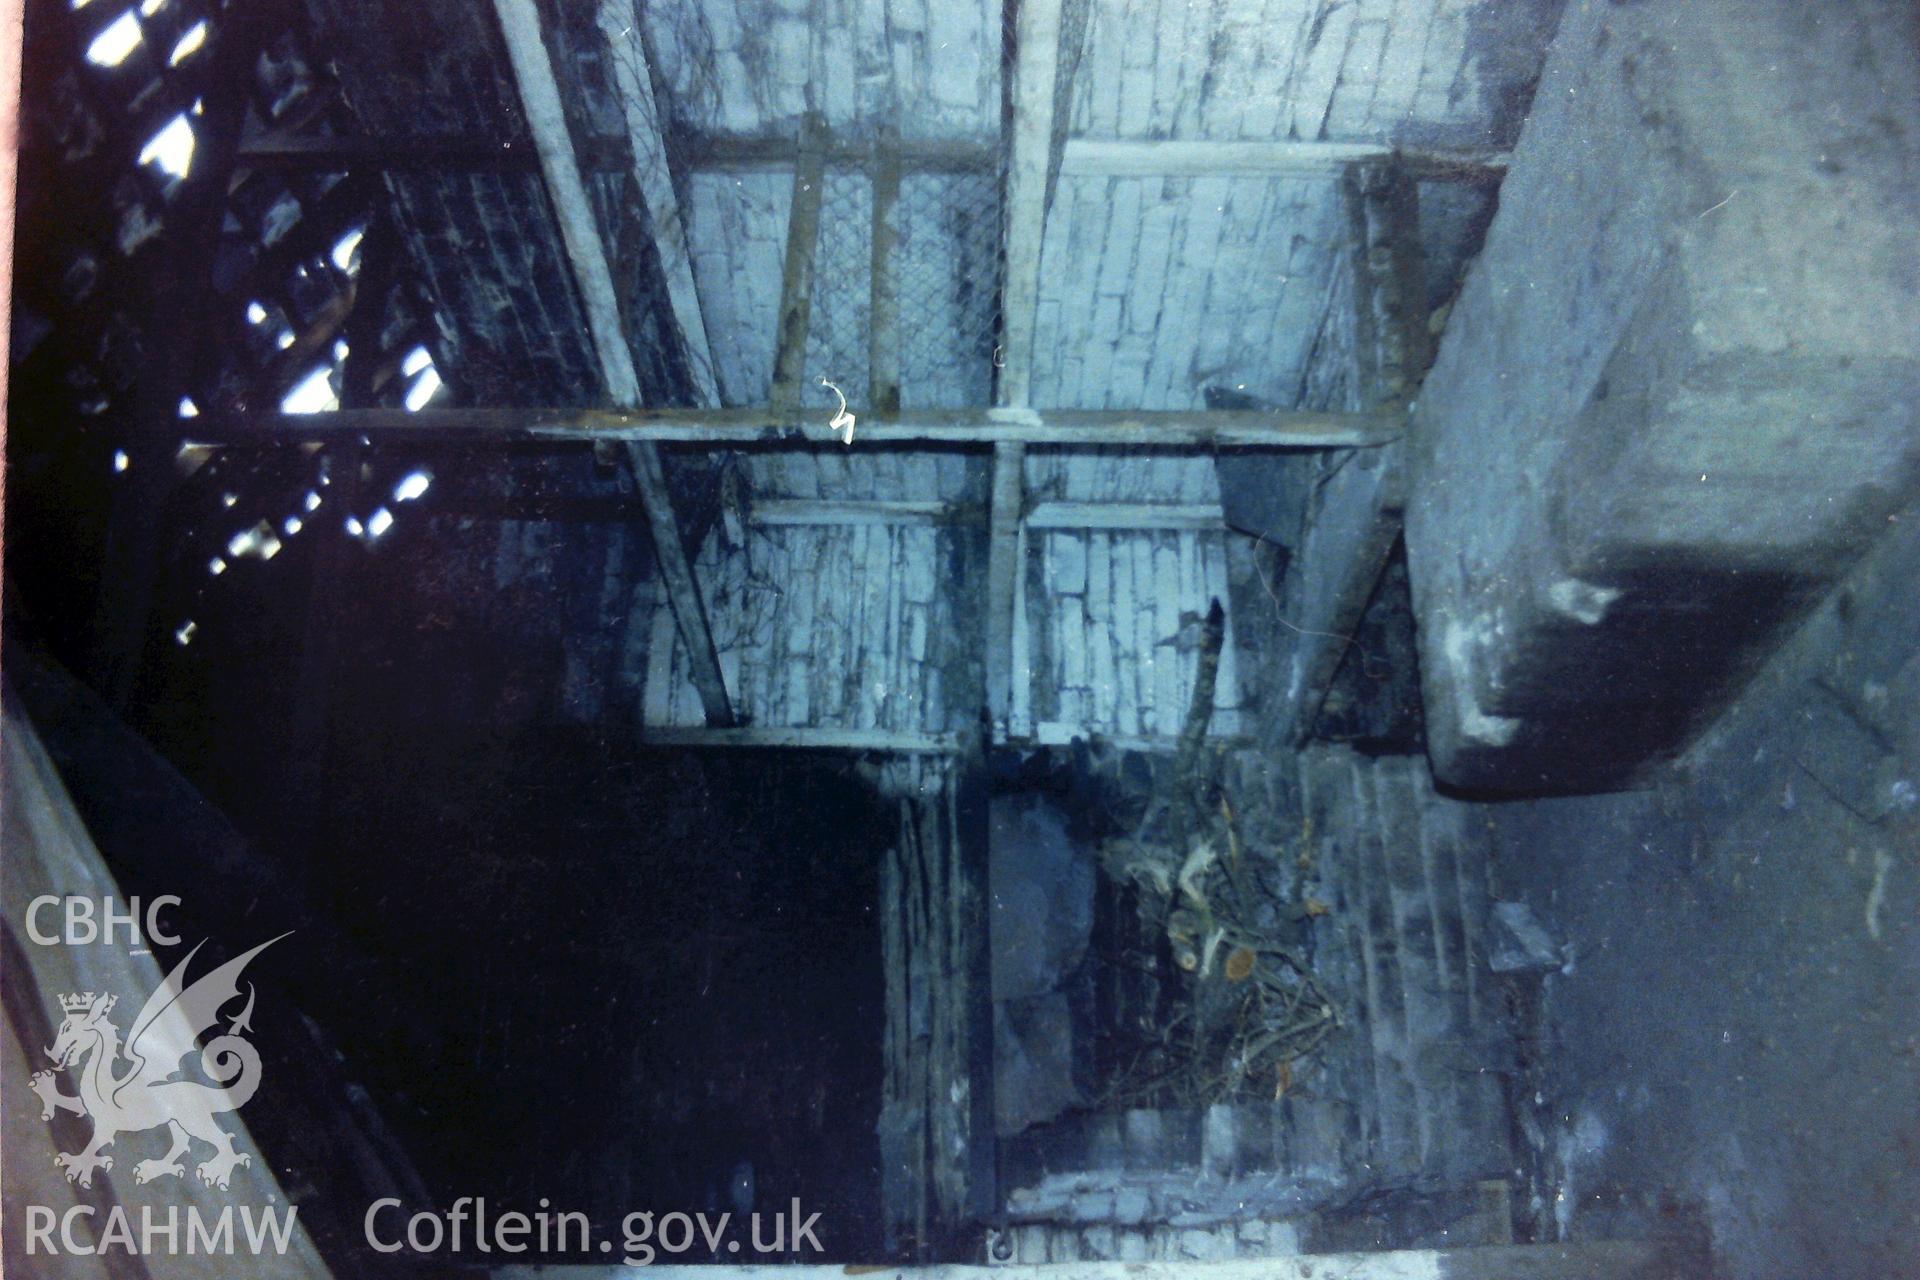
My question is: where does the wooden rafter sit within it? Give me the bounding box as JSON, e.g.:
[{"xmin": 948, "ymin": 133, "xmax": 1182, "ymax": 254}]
[
  {"xmin": 594, "ymin": 0, "xmax": 720, "ymax": 406},
  {"xmin": 770, "ymin": 119, "xmax": 827, "ymax": 411},
  {"xmin": 492, "ymin": 0, "xmax": 733, "ymax": 727}
]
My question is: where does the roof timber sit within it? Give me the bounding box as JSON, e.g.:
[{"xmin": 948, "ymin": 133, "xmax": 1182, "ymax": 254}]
[
  {"xmin": 988, "ymin": 0, "xmax": 1070, "ymax": 738},
  {"xmin": 492, "ymin": 0, "xmax": 734, "ymax": 728},
  {"xmin": 234, "ymin": 133, "xmax": 1509, "ymax": 184},
  {"xmin": 595, "ymin": 0, "xmax": 721, "ymax": 406},
  {"xmin": 192, "ymin": 405, "xmax": 1402, "ymax": 449}
]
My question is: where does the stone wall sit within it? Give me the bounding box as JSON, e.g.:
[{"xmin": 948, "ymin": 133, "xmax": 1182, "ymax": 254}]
[
  {"xmin": 1405, "ymin": 0, "xmax": 1920, "ymax": 791},
  {"xmin": 1481, "ymin": 509, "xmax": 1920, "ymax": 1279}
]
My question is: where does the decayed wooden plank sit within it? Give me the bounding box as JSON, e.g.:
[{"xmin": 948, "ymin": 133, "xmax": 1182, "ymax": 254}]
[{"xmin": 493, "ymin": 0, "xmax": 733, "ymax": 727}]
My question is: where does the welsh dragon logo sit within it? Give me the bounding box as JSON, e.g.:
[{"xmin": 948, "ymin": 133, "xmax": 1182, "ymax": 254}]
[{"xmin": 29, "ymin": 934, "xmax": 287, "ymax": 1191}]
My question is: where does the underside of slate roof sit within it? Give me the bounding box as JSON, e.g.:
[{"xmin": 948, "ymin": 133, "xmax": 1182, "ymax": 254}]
[{"xmin": 10, "ymin": 1, "xmax": 1917, "ymax": 1277}]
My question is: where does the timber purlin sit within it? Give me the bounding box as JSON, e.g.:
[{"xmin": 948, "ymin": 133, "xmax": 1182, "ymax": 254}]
[{"xmin": 186, "ymin": 405, "xmax": 1404, "ymax": 449}]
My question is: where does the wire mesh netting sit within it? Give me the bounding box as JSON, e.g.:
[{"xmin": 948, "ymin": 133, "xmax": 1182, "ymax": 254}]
[
  {"xmin": 800, "ymin": 168, "xmax": 872, "ymax": 415},
  {"xmin": 897, "ymin": 167, "xmax": 1001, "ymax": 410}
]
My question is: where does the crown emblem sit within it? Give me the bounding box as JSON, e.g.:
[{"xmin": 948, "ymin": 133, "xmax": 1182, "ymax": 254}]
[{"xmin": 58, "ymin": 992, "xmax": 105, "ymax": 1014}]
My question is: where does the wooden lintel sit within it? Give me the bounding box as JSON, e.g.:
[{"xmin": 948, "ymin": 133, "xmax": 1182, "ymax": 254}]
[
  {"xmin": 493, "ymin": 0, "xmax": 733, "ymax": 727},
  {"xmin": 1061, "ymin": 138, "xmax": 1511, "ymax": 182},
  {"xmin": 770, "ymin": 122, "xmax": 827, "ymax": 411},
  {"xmin": 191, "ymin": 405, "xmax": 1403, "ymax": 449}
]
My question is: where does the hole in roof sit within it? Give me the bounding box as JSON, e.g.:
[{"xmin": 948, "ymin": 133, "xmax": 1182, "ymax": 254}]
[
  {"xmin": 331, "ymin": 226, "xmax": 364, "ymax": 274},
  {"xmin": 112, "ymin": 449, "xmax": 129, "ymax": 473},
  {"xmin": 281, "ymin": 366, "xmax": 338, "ymax": 414},
  {"xmin": 207, "ymin": 557, "xmax": 227, "ymax": 576},
  {"xmin": 333, "ymin": 339, "xmax": 350, "ymax": 363},
  {"xmin": 400, "ymin": 346, "xmax": 432, "ymax": 377},
  {"xmin": 139, "ymin": 0, "xmax": 165, "ymax": 13},
  {"xmin": 169, "ymin": 19, "xmax": 206, "ymax": 65},
  {"xmin": 404, "ymin": 367, "xmax": 443, "ymax": 412},
  {"xmin": 86, "ymin": 11, "xmax": 143, "ymax": 66},
  {"xmin": 277, "ymin": 329, "xmax": 297, "ymax": 350},
  {"xmin": 173, "ymin": 620, "xmax": 196, "ymax": 646},
  {"xmin": 221, "ymin": 491, "xmax": 237, "ymax": 507},
  {"xmin": 366, "ymin": 507, "xmax": 394, "ymax": 539},
  {"xmin": 284, "ymin": 515, "xmax": 304, "ymax": 536},
  {"xmin": 227, "ymin": 521, "xmax": 283, "ymax": 562},
  {"xmin": 178, "ymin": 396, "xmax": 199, "ymax": 417},
  {"xmin": 246, "ymin": 300, "xmax": 268, "ymax": 325},
  {"xmin": 303, "ymin": 490, "xmax": 323, "ymax": 512},
  {"xmin": 344, "ymin": 515, "xmax": 364, "ymax": 538},
  {"xmin": 138, "ymin": 113, "xmax": 196, "ymax": 179},
  {"xmin": 393, "ymin": 470, "xmax": 431, "ymax": 502}
]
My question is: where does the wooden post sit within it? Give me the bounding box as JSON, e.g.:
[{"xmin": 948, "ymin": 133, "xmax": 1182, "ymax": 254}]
[{"xmin": 987, "ymin": 0, "xmax": 1070, "ymax": 739}]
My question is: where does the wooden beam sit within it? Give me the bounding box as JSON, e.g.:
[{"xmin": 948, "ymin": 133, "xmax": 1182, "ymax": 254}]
[
  {"xmin": 639, "ymin": 726, "xmax": 961, "ymax": 753},
  {"xmin": 985, "ymin": 0, "xmax": 1068, "ymax": 738},
  {"xmin": 494, "ymin": 1238, "xmax": 1704, "ymax": 1280},
  {"xmin": 1025, "ymin": 501, "xmax": 1222, "ymax": 530},
  {"xmin": 750, "ymin": 499, "xmax": 953, "ymax": 526},
  {"xmin": 984, "ymin": 441, "xmax": 1026, "ymax": 735},
  {"xmin": 869, "ymin": 134, "xmax": 903, "ymax": 418},
  {"xmin": 1286, "ymin": 162, "xmax": 1433, "ymax": 745},
  {"xmin": 235, "ymin": 131, "xmax": 562, "ymax": 172},
  {"xmin": 1061, "ymin": 138, "xmax": 1510, "ymax": 182},
  {"xmin": 702, "ymin": 134, "xmax": 994, "ymax": 171},
  {"xmin": 194, "ymin": 405, "xmax": 1404, "ymax": 448},
  {"xmin": 228, "ymin": 134, "xmax": 1510, "ymax": 186},
  {"xmin": 770, "ymin": 121, "xmax": 826, "ymax": 411},
  {"xmin": 492, "ymin": 0, "xmax": 733, "ymax": 727},
  {"xmin": 999, "ymin": 0, "xmax": 1066, "ymax": 410},
  {"xmin": 594, "ymin": 2, "xmax": 720, "ymax": 406}
]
